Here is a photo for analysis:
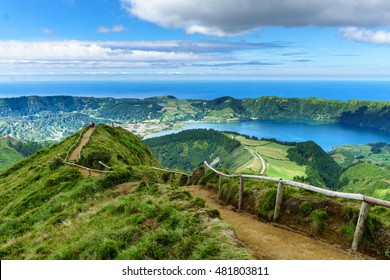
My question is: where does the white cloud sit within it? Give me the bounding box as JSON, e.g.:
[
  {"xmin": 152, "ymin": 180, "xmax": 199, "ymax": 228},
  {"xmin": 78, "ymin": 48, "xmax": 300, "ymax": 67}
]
[
  {"xmin": 0, "ymin": 41, "xmax": 217, "ymax": 71},
  {"xmin": 121, "ymin": 0, "xmax": 390, "ymax": 36},
  {"xmin": 42, "ymin": 28, "xmax": 53, "ymax": 36},
  {"xmin": 340, "ymin": 27, "xmax": 390, "ymax": 44},
  {"xmin": 97, "ymin": 24, "xmax": 127, "ymax": 33}
]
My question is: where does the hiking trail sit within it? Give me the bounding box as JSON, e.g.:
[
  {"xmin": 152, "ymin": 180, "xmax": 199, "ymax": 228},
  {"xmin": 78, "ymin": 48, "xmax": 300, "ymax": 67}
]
[
  {"xmin": 67, "ymin": 127, "xmax": 101, "ymax": 176},
  {"xmin": 183, "ymin": 185, "xmax": 367, "ymax": 260}
]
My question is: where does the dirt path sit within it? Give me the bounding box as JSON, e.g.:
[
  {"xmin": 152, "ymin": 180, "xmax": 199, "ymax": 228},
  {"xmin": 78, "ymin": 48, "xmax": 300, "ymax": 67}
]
[
  {"xmin": 69, "ymin": 127, "xmax": 94, "ymax": 161},
  {"xmin": 183, "ymin": 185, "xmax": 366, "ymax": 260},
  {"xmin": 246, "ymin": 146, "xmax": 267, "ymax": 174},
  {"xmin": 66, "ymin": 127, "xmax": 102, "ymax": 177}
]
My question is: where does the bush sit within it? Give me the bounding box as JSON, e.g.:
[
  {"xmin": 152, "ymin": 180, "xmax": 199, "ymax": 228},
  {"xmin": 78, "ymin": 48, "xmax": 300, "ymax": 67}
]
[
  {"xmin": 299, "ymin": 201, "xmax": 313, "ymax": 216},
  {"xmin": 193, "ymin": 197, "xmax": 206, "ymax": 208},
  {"xmin": 98, "ymin": 171, "xmax": 132, "ymax": 189},
  {"xmin": 311, "ymin": 210, "xmax": 328, "ymax": 233},
  {"xmin": 98, "ymin": 240, "xmax": 119, "ymax": 260},
  {"xmin": 49, "ymin": 158, "xmax": 64, "ymax": 170},
  {"xmin": 257, "ymin": 189, "xmax": 277, "ymax": 219},
  {"xmin": 79, "ymin": 150, "xmax": 111, "ymax": 169}
]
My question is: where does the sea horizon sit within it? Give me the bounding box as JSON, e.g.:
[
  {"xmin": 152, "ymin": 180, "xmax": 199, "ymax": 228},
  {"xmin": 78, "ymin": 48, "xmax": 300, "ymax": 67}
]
[{"xmin": 1, "ymin": 80, "xmax": 390, "ymax": 101}]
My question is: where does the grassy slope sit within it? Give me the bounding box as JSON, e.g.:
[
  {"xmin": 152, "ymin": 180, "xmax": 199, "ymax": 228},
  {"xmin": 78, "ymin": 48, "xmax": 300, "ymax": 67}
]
[
  {"xmin": 331, "ymin": 144, "xmax": 390, "ymax": 168},
  {"xmin": 79, "ymin": 124, "xmax": 159, "ymax": 169},
  {"xmin": 340, "ymin": 163, "xmax": 390, "ymax": 201},
  {"xmin": 0, "ymin": 139, "xmax": 23, "ymax": 171},
  {"xmin": 145, "ymin": 129, "xmax": 252, "ymax": 173},
  {"xmin": 0, "ymin": 126, "xmax": 251, "ymax": 259},
  {"xmin": 231, "ymin": 135, "xmax": 306, "ymax": 179}
]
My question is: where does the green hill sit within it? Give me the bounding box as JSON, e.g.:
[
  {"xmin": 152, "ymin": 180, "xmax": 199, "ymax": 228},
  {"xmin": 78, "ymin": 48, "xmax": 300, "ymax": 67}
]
[
  {"xmin": 144, "ymin": 129, "xmax": 252, "ymax": 173},
  {"xmin": 0, "ymin": 125, "xmax": 251, "ymax": 260},
  {"xmin": 0, "ymin": 138, "xmax": 23, "ymax": 171},
  {"xmin": 287, "ymin": 141, "xmax": 343, "ymax": 189},
  {"xmin": 340, "ymin": 162, "xmax": 390, "ymax": 201},
  {"xmin": 77, "ymin": 124, "xmax": 159, "ymax": 170},
  {"xmin": 331, "ymin": 143, "xmax": 390, "ymax": 168}
]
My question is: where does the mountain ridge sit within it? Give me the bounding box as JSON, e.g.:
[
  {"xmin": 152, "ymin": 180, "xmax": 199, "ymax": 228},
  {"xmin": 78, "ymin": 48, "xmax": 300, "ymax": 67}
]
[{"xmin": 2, "ymin": 95, "xmax": 390, "ymax": 142}]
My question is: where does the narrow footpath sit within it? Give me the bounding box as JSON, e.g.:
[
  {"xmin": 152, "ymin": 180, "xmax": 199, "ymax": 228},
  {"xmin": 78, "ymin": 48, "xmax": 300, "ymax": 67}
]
[
  {"xmin": 69, "ymin": 127, "xmax": 95, "ymax": 161},
  {"xmin": 183, "ymin": 185, "xmax": 366, "ymax": 260},
  {"xmin": 67, "ymin": 127, "xmax": 101, "ymax": 176}
]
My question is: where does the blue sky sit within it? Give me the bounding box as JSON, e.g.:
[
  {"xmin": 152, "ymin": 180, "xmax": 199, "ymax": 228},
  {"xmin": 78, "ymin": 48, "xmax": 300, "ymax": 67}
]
[{"xmin": 1, "ymin": 0, "xmax": 390, "ymax": 81}]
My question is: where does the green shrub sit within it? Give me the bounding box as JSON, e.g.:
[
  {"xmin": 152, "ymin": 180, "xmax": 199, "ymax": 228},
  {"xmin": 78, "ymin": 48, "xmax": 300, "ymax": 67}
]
[
  {"xmin": 98, "ymin": 240, "xmax": 119, "ymax": 260},
  {"xmin": 311, "ymin": 210, "xmax": 328, "ymax": 233},
  {"xmin": 49, "ymin": 158, "xmax": 64, "ymax": 170},
  {"xmin": 98, "ymin": 171, "xmax": 132, "ymax": 189},
  {"xmin": 257, "ymin": 189, "xmax": 277, "ymax": 219},
  {"xmin": 299, "ymin": 201, "xmax": 313, "ymax": 216},
  {"xmin": 340, "ymin": 225, "xmax": 355, "ymax": 240},
  {"xmin": 79, "ymin": 150, "xmax": 111, "ymax": 169},
  {"xmin": 198, "ymin": 243, "xmax": 220, "ymax": 259},
  {"xmin": 45, "ymin": 168, "xmax": 81, "ymax": 187},
  {"xmin": 193, "ymin": 197, "xmax": 206, "ymax": 208}
]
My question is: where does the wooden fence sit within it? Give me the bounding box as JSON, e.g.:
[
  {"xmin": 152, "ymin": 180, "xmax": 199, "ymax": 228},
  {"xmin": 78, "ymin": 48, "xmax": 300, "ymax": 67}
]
[
  {"xmin": 152, "ymin": 167, "xmax": 191, "ymax": 183},
  {"xmin": 203, "ymin": 161, "xmax": 390, "ymax": 252}
]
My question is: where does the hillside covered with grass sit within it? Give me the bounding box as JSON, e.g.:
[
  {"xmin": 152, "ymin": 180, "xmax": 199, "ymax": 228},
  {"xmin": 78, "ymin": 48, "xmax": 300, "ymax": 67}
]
[
  {"xmin": 0, "ymin": 138, "xmax": 23, "ymax": 171},
  {"xmin": 340, "ymin": 163, "xmax": 390, "ymax": 201},
  {"xmin": 0, "ymin": 125, "xmax": 252, "ymax": 260},
  {"xmin": 145, "ymin": 129, "xmax": 252, "ymax": 173}
]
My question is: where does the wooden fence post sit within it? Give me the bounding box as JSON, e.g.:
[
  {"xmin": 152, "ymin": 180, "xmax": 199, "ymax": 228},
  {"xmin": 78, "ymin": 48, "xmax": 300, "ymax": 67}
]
[
  {"xmin": 169, "ymin": 172, "xmax": 173, "ymax": 182},
  {"xmin": 204, "ymin": 164, "xmax": 209, "ymax": 174},
  {"xmin": 238, "ymin": 176, "xmax": 244, "ymax": 211},
  {"xmin": 351, "ymin": 201, "xmax": 371, "ymax": 251},
  {"xmin": 273, "ymin": 179, "xmax": 284, "ymax": 222},
  {"xmin": 218, "ymin": 175, "xmax": 222, "ymax": 199},
  {"xmin": 88, "ymin": 169, "xmax": 91, "ymax": 176}
]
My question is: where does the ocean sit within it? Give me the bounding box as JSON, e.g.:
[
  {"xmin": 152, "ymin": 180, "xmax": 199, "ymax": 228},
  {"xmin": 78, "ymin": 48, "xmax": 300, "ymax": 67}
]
[{"xmin": 1, "ymin": 80, "xmax": 390, "ymax": 101}]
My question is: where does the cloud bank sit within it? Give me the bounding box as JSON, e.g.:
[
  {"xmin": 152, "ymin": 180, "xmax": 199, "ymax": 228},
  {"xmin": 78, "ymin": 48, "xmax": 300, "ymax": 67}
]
[
  {"xmin": 340, "ymin": 27, "xmax": 390, "ymax": 45},
  {"xmin": 0, "ymin": 41, "xmax": 203, "ymax": 62},
  {"xmin": 121, "ymin": 0, "xmax": 390, "ymax": 36}
]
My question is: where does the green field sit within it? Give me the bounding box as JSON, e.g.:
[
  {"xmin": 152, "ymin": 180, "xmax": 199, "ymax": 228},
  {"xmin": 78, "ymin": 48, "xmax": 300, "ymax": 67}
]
[
  {"xmin": 331, "ymin": 144, "xmax": 390, "ymax": 168},
  {"xmin": 230, "ymin": 135, "xmax": 306, "ymax": 179},
  {"xmin": 340, "ymin": 162, "xmax": 390, "ymax": 201}
]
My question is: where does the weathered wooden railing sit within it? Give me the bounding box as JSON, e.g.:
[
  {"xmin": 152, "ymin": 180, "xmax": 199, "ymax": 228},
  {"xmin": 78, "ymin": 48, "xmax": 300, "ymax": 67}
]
[
  {"xmin": 64, "ymin": 161, "xmax": 113, "ymax": 175},
  {"xmin": 152, "ymin": 167, "xmax": 191, "ymax": 183},
  {"xmin": 204, "ymin": 161, "xmax": 390, "ymax": 252}
]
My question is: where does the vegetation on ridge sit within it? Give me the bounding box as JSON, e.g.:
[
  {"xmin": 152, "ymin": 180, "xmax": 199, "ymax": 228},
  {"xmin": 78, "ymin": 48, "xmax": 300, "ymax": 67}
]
[
  {"xmin": 0, "ymin": 138, "xmax": 23, "ymax": 171},
  {"xmin": 145, "ymin": 129, "xmax": 252, "ymax": 173},
  {"xmin": 0, "ymin": 125, "xmax": 251, "ymax": 260}
]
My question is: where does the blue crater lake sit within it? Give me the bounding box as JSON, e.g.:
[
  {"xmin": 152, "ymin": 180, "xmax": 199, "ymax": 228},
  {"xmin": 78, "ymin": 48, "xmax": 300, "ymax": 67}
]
[{"xmin": 145, "ymin": 120, "xmax": 390, "ymax": 151}]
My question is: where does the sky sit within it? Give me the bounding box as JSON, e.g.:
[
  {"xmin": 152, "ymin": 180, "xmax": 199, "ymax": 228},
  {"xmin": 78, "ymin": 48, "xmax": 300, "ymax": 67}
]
[{"xmin": 1, "ymin": 0, "xmax": 390, "ymax": 81}]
